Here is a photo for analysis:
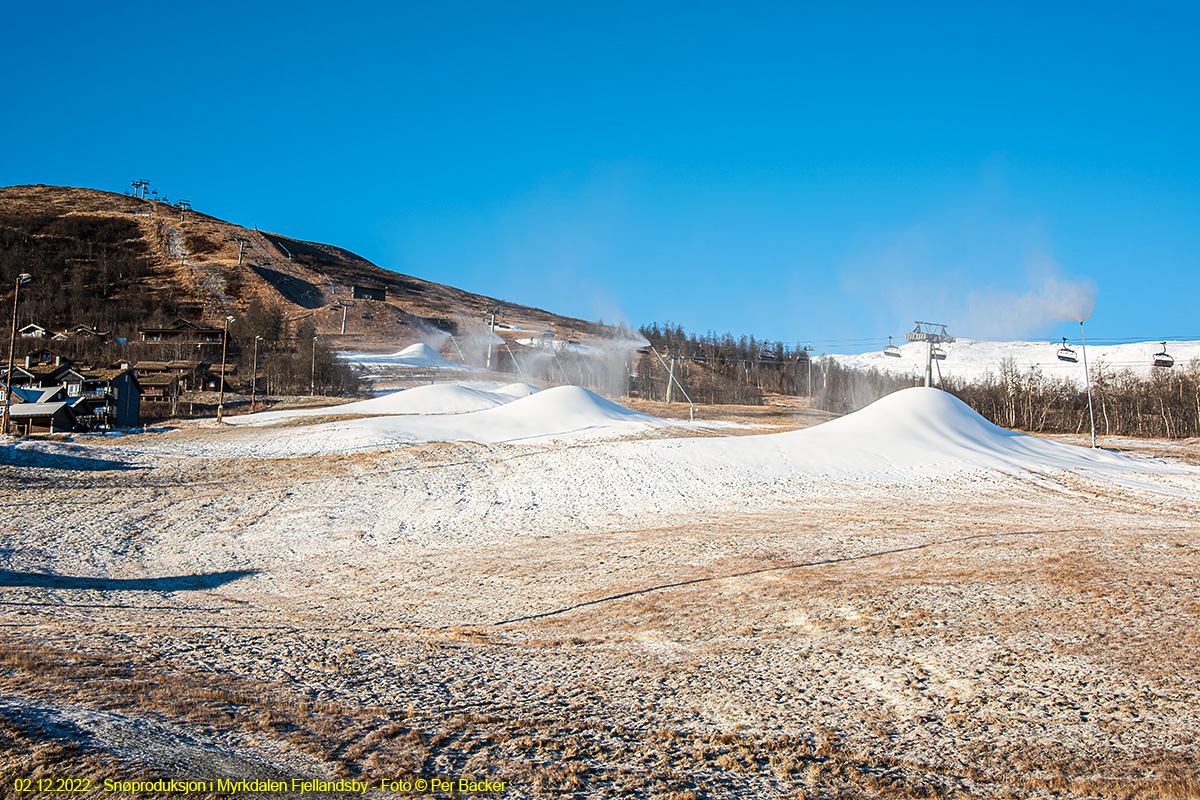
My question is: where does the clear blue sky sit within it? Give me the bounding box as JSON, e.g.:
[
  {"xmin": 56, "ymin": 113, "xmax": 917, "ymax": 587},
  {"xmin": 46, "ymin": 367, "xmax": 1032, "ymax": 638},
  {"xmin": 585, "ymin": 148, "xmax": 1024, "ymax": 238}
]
[{"xmin": 4, "ymin": 1, "xmax": 1196, "ymax": 353}]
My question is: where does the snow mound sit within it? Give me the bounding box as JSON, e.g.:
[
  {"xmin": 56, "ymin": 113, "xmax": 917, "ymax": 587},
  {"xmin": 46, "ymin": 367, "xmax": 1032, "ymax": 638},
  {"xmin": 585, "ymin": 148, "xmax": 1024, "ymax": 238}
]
[
  {"xmin": 659, "ymin": 387, "xmax": 1184, "ymax": 480},
  {"xmin": 476, "ymin": 385, "xmax": 656, "ymax": 435},
  {"xmin": 338, "ymin": 343, "xmax": 476, "ymax": 370},
  {"xmin": 216, "ymin": 386, "xmax": 663, "ymax": 454},
  {"xmin": 491, "ymin": 383, "xmax": 539, "ymax": 399},
  {"xmin": 227, "ymin": 383, "xmax": 536, "ymax": 426}
]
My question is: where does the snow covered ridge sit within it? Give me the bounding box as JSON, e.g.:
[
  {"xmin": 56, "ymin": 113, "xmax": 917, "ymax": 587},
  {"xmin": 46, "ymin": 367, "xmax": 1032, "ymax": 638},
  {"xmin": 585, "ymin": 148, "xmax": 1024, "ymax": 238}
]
[{"xmin": 831, "ymin": 338, "xmax": 1200, "ymax": 386}]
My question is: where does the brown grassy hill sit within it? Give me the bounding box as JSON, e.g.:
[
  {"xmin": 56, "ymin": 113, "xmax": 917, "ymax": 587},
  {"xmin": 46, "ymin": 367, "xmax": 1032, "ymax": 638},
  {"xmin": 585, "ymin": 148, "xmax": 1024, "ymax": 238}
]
[{"xmin": 0, "ymin": 184, "xmax": 608, "ymax": 351}]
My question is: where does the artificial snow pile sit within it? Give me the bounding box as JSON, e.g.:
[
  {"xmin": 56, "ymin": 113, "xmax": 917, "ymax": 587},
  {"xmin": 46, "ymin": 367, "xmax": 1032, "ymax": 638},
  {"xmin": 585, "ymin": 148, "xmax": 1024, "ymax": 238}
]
[
  {"xmin": 337, "ymin": 342, "xmax": 478, "ymax": 370},
  {"xmin": 203, "ymin": 386, "xmax": 663, "ymax": 456},
  {"xmin": 226, "ymin": 383, "xmax": 538, "ymax": 426},
  {"xmin": 195, "ymin": 387, "xmax": 1188, "ymax": 489},
  {"xmin": 651, "ymin": 387, "xmax": 1178, "ymax": 482},
  {"xmin": 832, "ymin": 338, "xmax": 1200, "ymax": 387}
]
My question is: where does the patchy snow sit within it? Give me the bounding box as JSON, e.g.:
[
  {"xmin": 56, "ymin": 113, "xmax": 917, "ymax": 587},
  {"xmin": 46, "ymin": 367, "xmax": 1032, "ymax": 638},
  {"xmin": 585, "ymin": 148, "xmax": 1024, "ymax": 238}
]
[
  {"xmin": 832, "ymin": 338, "xmax": 1200, "ymax": 386},
  {"xmin": 336, "ymin": 342, "xmax": 478, "ymax": 370},
  {"xmin": 226, "ymin": 383, "xmax": 540, "ymax": 426}
]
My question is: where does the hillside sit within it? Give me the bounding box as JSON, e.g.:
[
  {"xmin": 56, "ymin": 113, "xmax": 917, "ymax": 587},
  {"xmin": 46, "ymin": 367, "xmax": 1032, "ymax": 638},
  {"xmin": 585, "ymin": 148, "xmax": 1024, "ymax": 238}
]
[
  {"xmin": 830, "ymin": 337, "xmax": 1200, "ymax": 386},
  {"xmin": 0, "ymin": 184, "xmax": 608, "ymax": 350}
]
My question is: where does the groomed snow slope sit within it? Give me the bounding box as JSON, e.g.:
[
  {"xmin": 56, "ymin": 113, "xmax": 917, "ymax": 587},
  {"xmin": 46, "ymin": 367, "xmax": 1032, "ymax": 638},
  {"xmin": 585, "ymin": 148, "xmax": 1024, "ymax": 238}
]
[
  {"xmin": 832, "ymin": 339, "xmax": 1200, "ymax": 387},
  {"xmin": 226, "ymin": 383, "xmax": 538, "ymax": 426},
  {"xmin": 337, "ymin": 342, "xmax": 477, "ymax": 370},
  {"xmin": 651, "ymin": 387, "xmax": 1179, "ymax": 481}
]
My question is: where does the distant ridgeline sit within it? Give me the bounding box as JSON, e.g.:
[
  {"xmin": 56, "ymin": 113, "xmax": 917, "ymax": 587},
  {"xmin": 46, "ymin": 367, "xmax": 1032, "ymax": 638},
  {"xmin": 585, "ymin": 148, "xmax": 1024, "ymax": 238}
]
[{"xmin": 638, "ymin": 322, "xmax": 1200, "ymax": 439}]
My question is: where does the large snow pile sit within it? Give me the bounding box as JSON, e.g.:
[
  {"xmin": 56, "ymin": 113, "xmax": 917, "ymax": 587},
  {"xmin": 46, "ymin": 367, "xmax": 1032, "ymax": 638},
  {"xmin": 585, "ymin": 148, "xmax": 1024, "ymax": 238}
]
[
  {"xmin": 654, "ymin": 387, "xmax": 1183, "ymax": 481},
  {"xmin": 205, "ymin": 387, "xmax": 1188, "ymax": 487},
  {"xmin": 338, "ymin": 343, "xmax": 477, "ymax": 370},
  {"xmin": 832, "ymin": 339, "xmax": 1200, "ymax": 387},
  {"xmin": 226, "ymin": 383, "xmax": 539, "ymax": 426},
  {"xmin": 210, "ymin": 386, "xmax": 663, "ymax": 455}
]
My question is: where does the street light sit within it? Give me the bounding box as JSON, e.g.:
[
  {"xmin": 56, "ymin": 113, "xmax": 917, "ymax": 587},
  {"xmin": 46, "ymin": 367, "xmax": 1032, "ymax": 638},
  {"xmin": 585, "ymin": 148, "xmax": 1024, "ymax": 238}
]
[
  {"xmin": 3, "ymin": 273, "xmax": 33, "ymax": 435},
  {"xmin": 250, "ymin": 335, "xmax": 263, "ymax": 412},
  {"xmin": 1080, "ymin": 320, "xmax": 1097, "ymax": 449},
  {"xmin": 216, "ymin": 315, "xmax": 234, "ymax": 423},
  {"xmin": 310, "ymin": 336, "xmax": 318, "ymax": 397}
]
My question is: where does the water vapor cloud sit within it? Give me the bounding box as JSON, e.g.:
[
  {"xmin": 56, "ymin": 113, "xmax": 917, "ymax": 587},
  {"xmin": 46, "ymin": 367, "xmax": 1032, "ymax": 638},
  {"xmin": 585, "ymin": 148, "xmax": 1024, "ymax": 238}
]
[{"xmin": 964, "ymin": 255, "xmax": 1098, "ymax": 337}]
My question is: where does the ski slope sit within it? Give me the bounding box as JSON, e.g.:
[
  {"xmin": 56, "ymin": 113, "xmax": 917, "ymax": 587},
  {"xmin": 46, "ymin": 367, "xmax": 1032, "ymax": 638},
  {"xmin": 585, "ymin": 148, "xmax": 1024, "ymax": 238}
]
[{"xmin": 831, "ymin": 339, "xmax": 1200, "ymax": 386}]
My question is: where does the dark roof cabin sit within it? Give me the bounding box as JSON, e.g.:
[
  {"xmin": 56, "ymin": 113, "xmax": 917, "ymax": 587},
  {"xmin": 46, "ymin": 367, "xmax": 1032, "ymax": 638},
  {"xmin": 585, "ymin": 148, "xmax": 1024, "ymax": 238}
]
[
  {"xmin": 8, "ymin": 402, "xmax": 76, "ymax": 435},
  {"xmin": 139, "ymin": 319, "xmax": 224, "ymax": 343}
]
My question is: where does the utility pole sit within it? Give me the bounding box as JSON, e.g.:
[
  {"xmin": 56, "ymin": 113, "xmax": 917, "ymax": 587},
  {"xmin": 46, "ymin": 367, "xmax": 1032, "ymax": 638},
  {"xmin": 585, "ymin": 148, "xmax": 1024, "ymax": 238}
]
[
  {"xmin": 216, "ymin": 315, "xmax": 234, "ymax": 423},
  {"xmin": 1081, "ymin": 321, "xmax": 1097, "ymax": 448},
  {"xmin": 666, "ymin": 354, "xmax": 676, "ymax": 404},
  {"xmin": 802, "ymin": 344, "xmax": 814, "ymax": 399},
  {"xmin": 250, "ymin": 335, "xmax": 262, "ymax": 412},
  {"xmin": 310, "ymin": 336, "xmax": 318, "ymax": 397},
  {"xmin": 341, "ymin": 305, "xmax": 348, "ymax": 335},
  {"xmin": 178, "ymin": 199, "xmax": 191, "ymax": 224},
  {"xmin": 3, "ymin": 274, "xmax": 33, "ymax": 435}
]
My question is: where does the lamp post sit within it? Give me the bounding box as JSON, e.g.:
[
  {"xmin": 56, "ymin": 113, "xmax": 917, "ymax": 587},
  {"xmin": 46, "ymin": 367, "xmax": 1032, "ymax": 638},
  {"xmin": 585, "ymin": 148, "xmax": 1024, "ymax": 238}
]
[
  {"xmin": 310, "ymin": 336, "xmax": 318, "ymax": 397},
  {"xmin": 250, "ymin": 335, "xmax": 262, "ymax": 412},
  {"xmin": 216, "ymin": 315, "xmax": 234, "ymax": 423},
  {"xmin": 3, "ymin": 273, "xmax": 33, "ymax": 435},
  {"xmin": 1080, "ymin": 320, "xmax": 1097, "ymax": 449}
]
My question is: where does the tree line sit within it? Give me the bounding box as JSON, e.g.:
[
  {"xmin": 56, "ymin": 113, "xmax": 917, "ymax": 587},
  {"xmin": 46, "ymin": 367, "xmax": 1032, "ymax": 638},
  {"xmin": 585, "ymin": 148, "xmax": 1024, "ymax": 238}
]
[{"xmin": 636, "ymin": 322, "xmax": 1200, "ymax": 438}]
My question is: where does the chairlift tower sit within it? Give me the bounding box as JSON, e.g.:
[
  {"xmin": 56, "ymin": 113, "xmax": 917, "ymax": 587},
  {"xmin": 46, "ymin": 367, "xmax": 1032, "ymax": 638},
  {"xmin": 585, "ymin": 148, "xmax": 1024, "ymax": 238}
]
[{"xmin": 904, "ymin": 321, "xmax": 955, "ymax": 388}]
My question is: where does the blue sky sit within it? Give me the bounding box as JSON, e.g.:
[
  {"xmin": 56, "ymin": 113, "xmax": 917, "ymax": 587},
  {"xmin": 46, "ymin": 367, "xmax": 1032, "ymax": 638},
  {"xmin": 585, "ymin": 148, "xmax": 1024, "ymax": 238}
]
[{"xmin": 3, "ymin": 2, "xmax": 1196, "ymax": 353}]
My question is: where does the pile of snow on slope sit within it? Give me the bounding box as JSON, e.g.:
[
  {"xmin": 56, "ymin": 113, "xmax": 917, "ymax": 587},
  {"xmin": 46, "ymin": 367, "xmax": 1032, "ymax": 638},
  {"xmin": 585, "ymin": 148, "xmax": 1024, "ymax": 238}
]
[
  {"xmin": 207, "ymin": 386, "xmax": 663, "ymax": 455},
  {"xmin": 337, "ymin": 343, "xmax": 477, "ymax": 370},
  {"xmin": 652, "ymin": 387, "xmax": 1186, "ymax": 481},
  {"xmin": 227, "ymin": 383, "xmax": 539, "ymax": 426}
]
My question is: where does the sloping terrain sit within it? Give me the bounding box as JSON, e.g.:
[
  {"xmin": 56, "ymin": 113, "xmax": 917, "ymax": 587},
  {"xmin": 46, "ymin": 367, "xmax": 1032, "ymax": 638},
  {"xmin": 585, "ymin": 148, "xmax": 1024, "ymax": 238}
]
[
  {"xmin": 3, "ymin": 389, "xmax": 1199, "ymax": 797},
  {"xmin": 834, "ymin": 337, "xmax": 1200, "ymax": 386},
  {"xmin": 0, "ymin": 184, "xmax": 607, "ymax": 348}
]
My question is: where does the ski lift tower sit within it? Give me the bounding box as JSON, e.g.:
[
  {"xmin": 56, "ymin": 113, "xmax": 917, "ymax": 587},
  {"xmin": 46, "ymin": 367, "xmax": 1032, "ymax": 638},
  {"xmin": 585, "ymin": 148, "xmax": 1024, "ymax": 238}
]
[{"xmin": 905, "ymin": 321, "xmax": 955, "ymax": 388}]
